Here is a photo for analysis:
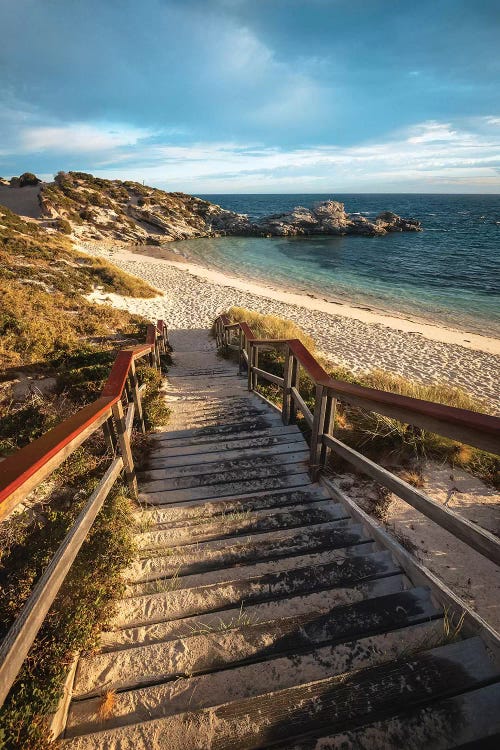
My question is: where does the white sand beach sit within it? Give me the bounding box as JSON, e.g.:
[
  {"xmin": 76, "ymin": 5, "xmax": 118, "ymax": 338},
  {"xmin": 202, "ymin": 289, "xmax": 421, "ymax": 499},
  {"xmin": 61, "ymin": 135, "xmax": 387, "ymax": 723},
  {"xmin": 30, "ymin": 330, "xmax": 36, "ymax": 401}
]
[{"xmin": 82, "ymin": 241, "xmax": 500, "ymax": 409}]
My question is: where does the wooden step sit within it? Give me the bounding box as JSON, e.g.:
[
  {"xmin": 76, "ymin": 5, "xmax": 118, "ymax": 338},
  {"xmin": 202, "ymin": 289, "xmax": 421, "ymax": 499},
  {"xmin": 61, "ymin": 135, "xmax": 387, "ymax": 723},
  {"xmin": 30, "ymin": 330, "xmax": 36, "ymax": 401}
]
[
  {"xmin": 131, "ymin": 487, "xmax": 329, "ymax": 526},
  {"xmin": 125, "ymin": 543, "xmax": 377, "ymax": 597},
  {"xmin": 66, "ymin": 620, "xmax": 444, "ymax": 737},
  {"xmin": 146, "ymin": 441, "xmax": 308, "ymax": 468},
  {"xmin": 157, "ymin": 417, "xmax": 284, "ymax": 441},
  {"xmin": 98, "ymin": 575, "xmax": 408, "ymax": 651},
  {"xmin": 134, "ymin": 504, "xmax": 349, "ymax": 549},
  {"xmin": 140, "ymin": 450, "xmax": 309, "ymax": 480},
  {"xmin": 151, "ymin": 428, "xmax": 306, "ymax": 461},
  {"xmin": 150, "ymin": 423, "xmax": 301, "ymax": 449},
  {"xmin": 128, "ymin": 521, "xmax": 372, "ymax": 580},
  {"xmin": 73, "ymin": 580, "xmax": 431, "ymax": 698},
  {"xmin": 111, "ymin": 550, "xmax": 400, "ymax": 629},
  {"xmin": 139, "ymin": 471, "xmax": 313, "ymax": 503},
  {"xmin": 64, "ymin": 638, "xmax": 498, "ymax": 750}
]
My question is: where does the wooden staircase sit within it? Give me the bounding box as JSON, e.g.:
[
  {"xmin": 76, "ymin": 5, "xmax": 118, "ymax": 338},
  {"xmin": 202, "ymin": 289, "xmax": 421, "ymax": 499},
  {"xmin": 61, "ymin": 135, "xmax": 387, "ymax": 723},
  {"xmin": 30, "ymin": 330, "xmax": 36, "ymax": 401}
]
[{"xmin": 60, "ymin": 330, "xmax": 500, "ymax": 749}]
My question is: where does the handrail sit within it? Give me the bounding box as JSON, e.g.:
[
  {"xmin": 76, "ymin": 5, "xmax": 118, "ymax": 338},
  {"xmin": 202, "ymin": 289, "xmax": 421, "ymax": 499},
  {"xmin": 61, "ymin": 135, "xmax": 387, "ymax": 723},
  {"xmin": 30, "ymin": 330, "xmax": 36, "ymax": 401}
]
[
  {"xmin": 214, "ymin": 314, "xmax": 500, "ymax": 567},
  {"xmin": 0, "ymin": 322, "xmax": 169, "ymax": 519},
  {"xmin": 0, "ymin": 319, "xmax": 169, "ymax": 707}
]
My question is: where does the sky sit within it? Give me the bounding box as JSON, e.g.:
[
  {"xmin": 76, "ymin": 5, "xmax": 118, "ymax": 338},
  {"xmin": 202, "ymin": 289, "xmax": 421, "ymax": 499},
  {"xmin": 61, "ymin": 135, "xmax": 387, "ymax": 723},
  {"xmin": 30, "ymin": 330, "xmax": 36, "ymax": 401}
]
[{"xmin": 1, "ymin": 0, "xmax": 499, "ymax": 193}]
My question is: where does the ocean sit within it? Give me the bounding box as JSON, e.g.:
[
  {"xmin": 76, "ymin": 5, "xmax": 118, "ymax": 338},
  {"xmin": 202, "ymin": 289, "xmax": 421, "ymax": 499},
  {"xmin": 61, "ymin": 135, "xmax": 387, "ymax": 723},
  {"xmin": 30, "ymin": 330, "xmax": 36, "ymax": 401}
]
[{"xmin": 173, "ymin": 194, "xmax": 500, "ymax": 338}]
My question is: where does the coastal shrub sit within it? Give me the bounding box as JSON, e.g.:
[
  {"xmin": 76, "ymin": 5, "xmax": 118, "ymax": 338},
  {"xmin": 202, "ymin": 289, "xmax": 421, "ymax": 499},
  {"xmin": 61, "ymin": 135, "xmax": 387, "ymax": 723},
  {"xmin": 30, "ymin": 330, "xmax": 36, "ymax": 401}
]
[
  {"xmin": 215, "ymin": 308, "xmax": 498, "ymax": 487},
  {"xmin": 54, "ymin": 217, "xmax": 72, "ymax": 234},
  {"xmin": 19, "ymin": 172, "xmax": 41, "ymax": 187}
]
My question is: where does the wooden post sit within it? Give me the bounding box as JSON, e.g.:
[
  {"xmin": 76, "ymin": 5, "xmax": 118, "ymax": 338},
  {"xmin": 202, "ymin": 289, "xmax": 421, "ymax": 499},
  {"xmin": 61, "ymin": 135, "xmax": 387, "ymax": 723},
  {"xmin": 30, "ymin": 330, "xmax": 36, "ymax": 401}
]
[
  {"xmin": 310, "ymin": 384, "xmax": 327, "ymax": 480},
  {"xmin": 111, "ymin": 400, "xmax": 138, "ymax": 498},
  {"xmin": 320, "ymin": 393, "xmax": 337, "ymax": 467},
  {"xmin": 238, "ymin": 328, "xmax": 243, "ymax": 375},
  {"xmin": 252, "ymin": 347, "xmax": 259, "ymax": 390},
  {"xmin": 129, "ymin": 361, "xmax": 146, "ymax": 434},
  {"xmin": 102, "ymin": 416, "xmax": 116, "ymax": 454},
  {"xmin": 247, "ymin": 342, "xmax": 254, "ymax": 391},
  {"xmin": 289, "ymin": 357, "xmax": 299, "ymax": 424},
  {"xmin": 282, "ymin": 349, "xmax": 293, "ymax": 424}
]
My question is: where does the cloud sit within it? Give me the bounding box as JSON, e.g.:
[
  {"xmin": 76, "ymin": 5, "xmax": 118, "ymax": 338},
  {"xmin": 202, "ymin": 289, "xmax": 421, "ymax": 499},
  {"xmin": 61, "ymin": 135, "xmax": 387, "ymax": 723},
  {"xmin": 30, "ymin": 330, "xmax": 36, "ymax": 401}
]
[{"xmin": 19, "ymin": 123, "xmax": 154, "ymax": 154}]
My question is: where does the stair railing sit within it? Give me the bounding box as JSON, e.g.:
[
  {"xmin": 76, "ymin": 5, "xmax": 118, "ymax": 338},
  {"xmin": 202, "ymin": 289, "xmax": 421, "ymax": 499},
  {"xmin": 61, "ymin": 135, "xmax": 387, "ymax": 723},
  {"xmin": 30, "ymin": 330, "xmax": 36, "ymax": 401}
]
[
  {"xmin": 0, "ymin": 320, "xmax": 169, "ymax": 707},
  {"xmin": 214, "ymin": 314, "xmax": 500, "ymax": 568}
]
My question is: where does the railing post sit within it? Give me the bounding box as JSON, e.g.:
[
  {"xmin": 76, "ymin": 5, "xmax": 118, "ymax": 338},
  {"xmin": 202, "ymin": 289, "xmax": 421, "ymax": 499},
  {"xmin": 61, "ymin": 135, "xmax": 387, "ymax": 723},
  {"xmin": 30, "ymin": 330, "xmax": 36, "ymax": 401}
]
[
  {"xmin": 111, "ymin": 400, "xmax": 138, "ymax": 498},
  {"xmin": 310, "ymin": 384, "xmax": 328, "ymax": 480},
  {"xmin": 320, "ymin": 393, "xmax": 337, "ymax": 467},
  {"xmin": 102, "ymin": 416, "xmax": 116, "ymax": 454},
  {"xmin": 247, "ymin": 341, "xmax": 254, "ymax": 391},
  {"xmin": 290, "ymin": 357, "xmax": 299, "ymax": 424},
  {"xmin": 129, "ymin": 361, "xmax": 146, "ymax": 434},
  {"xmin": 238, "ymin": 328, "xmax": 243, "ymax": 375},
  {"xmin": 252, "ymin": 346, "xmax": 259, "ymax": 390},
  {"xmin": 282, "ymin": 347, "xmax": 293, "ymax": 424}
]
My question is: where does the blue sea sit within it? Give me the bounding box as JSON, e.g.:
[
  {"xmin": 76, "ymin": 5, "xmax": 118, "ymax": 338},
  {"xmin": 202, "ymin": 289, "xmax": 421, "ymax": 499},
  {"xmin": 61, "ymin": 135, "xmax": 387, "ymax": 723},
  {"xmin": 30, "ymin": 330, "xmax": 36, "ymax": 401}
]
[{"xmin": 174, "ymin": 194, "xmax": 500, "ymax": 338}]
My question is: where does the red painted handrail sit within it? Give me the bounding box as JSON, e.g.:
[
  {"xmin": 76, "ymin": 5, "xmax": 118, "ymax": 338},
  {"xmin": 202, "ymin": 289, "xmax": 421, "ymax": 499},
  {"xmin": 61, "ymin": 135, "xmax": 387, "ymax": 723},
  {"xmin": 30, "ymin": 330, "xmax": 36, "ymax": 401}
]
[
  {"xmin": 217, "ymin": 317, "xmax": 500, "ymax": 450},
  {"xmin": 0, "ymin": 321, "xmax": 166, "ymax": 512}
]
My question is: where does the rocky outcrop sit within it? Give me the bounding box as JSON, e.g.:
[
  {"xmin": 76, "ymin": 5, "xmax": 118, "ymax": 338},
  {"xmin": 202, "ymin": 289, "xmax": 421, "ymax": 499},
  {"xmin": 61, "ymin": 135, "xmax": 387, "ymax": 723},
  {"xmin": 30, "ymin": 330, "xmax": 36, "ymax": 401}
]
[
  {"xmin": 37, "ymin": 172, "xmax": 421, "ymax": 243},
  {"xmin": 250, "ymin": 201, "xmax": 421, "ymax": 237}
]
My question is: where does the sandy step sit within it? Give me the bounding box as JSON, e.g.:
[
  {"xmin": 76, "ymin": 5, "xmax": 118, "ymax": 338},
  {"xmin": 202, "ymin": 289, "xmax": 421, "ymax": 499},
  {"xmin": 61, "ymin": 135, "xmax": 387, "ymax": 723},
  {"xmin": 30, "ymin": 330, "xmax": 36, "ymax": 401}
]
[
  {"xmin": 150, "ymin": 423, "xmax": 301, "ymax": 449},
  {"xmin": 134, "ymin": 504, "xmax": 349, "ymax": 549},
  {"xmin": 65, "ymin": 638, "xmax": 497, "ymax": 750},
  {"xmin": 277, "ymin": 683, "xmax": 500, "ymax": 750},
  {"xmin": 111, "ymin": 550, "xmax": 400, "ymax": 629},
  {"xmin": 148, "ymin": 431, "xmax": 305, "ymax": 459},
  {"xmin": 99, "ymin": 575, "xmax": 408, "ymax": 651},
  {"xmin": 74, "ymin": 578, "xmax": 426, "ymax": 698},
  {"xmin": 140, "ymin": 450, "xmax": 309, "ymax": 480},
  {"xmin": 140, "ymin": 462, "xmax": 309, "ymax": 492},
  {"xmin": 125, "ymin": 543, "xmax": 377, "ymax": 597},
  {"xmin": 153, "ymin": 417, "xmax": 287, "ymax": 442},
  {"xmin": 67, "ymin": 603, "xmax": 482, "ymax": 750},
  {"xmin": 128, "ymin": 521, "xmax": 372, "ymax": 581},
  {"xmin": 139, "ymin": 471, "xmax": 313, "ymax": 503},
  {"xmin": 132, "ymin": 486, "xmax": 328, "ymax": 525},
  {"xmin": 146, "ymin": 441, "xmax": 308, "ymax": 468},
  {"xmin": 66, "ymin": 620, "xmax": 444, "ymax": 737}
]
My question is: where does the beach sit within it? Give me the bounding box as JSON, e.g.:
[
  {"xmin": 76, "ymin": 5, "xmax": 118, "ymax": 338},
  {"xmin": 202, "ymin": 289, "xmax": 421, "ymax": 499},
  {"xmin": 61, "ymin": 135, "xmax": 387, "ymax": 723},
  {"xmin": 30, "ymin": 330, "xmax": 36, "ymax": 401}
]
[{"xmin": 81, "ymin": 240, "xmax": 500, "ymax": 409}]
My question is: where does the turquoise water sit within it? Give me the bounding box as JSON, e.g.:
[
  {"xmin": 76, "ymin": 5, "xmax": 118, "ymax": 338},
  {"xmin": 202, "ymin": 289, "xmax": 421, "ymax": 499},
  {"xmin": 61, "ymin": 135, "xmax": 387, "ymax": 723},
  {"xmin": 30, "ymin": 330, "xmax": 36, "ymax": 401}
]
[{"xmin": 173, "ymin": 194, "xmax": 500, "ymax": 338}]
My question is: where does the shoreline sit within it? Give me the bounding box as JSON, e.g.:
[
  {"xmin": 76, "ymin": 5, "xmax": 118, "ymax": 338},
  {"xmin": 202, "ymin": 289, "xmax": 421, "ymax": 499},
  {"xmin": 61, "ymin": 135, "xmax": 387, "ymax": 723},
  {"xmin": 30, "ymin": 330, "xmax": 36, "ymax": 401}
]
[
  {"xmin": 113, "ymin": 241, "xmax": 500, "ymax": 356},
  {"xmin": 79, "ymin": 240, "xmax": 500, "ymax": 408}
]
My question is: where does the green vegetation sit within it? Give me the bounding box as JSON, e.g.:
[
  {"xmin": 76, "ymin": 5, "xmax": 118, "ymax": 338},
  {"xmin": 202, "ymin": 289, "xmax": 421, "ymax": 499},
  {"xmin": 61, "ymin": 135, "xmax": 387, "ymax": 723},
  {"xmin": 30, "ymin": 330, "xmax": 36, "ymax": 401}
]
[
  {"xmin": 219, "ymin": 307, "xmax": 499, "ymax": 487},
  {"xmin": 0, "ymin": 204, "xmax": 156, "ymax": 369},
  {"xmin": 0, "ymin": 200, "xmax": 170, "ymax": 747}
]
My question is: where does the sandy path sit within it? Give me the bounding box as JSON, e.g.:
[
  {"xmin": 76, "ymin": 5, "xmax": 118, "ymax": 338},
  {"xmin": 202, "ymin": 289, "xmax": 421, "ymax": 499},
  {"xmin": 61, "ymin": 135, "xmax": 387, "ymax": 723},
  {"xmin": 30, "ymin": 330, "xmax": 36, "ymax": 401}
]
[{"xmin": 82, "ymin": 242, "xmax": 500, "ymax": 408}]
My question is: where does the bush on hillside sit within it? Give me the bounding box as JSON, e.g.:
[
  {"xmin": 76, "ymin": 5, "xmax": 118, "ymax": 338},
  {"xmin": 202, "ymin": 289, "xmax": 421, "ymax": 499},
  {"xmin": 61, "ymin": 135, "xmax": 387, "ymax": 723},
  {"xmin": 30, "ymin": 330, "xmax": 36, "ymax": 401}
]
[{"xmin": 19, "ymin": 172, "xmax": 41, "ymax": 187}]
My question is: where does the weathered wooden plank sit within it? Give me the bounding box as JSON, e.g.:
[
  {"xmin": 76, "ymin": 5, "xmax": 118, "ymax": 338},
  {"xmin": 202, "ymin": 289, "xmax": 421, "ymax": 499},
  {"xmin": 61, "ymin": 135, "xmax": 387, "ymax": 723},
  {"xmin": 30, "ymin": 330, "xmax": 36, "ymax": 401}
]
[
  {"xmin": 139, "ymin": 461, "xmax": 309, "ymax": 494},
  {"xmin": 322, "ymin": 434, "xmax": 500, "ymax": 566},
  {"xmin": 107, "ymin": 551, "xmax": 401, "ymax": 635},
  {"xmin": 135, "ymin": 505, "xmax": 350, "ymax": 549},
  {"xmin": 273, "ymin": 682, "xmax": 500, "ymax": 750},
  {"xmin": 132, "ymin": 522, "xmax": 372, "ymax": 577},
  {"xmin": 139, "ymin": 472, "xmax": 313, "ymax": 503},
  {"xmin": 291, "ymin": 386, "xmax": 314, "ymax": 427},
  {"xmin": 141, "ymin": 451, "xmax": 309, "ymax": 480},
  {"xmin": 147, "ymin": 440, "xmax": 308, "ymax": 467},
  {"xmin": 150, "ymin": 424, "xmax": 301, "ymax": 448},
  {"xmin": 0, "ymin": 457, "xmax": 123, "ymax": 707},
  {"xmin": 155, "ymin": 417, "xmax": 284, "ymax": 441},
  {"xmin": 252, "ymin": 366, "xmax": 285, "ymax": 387}
]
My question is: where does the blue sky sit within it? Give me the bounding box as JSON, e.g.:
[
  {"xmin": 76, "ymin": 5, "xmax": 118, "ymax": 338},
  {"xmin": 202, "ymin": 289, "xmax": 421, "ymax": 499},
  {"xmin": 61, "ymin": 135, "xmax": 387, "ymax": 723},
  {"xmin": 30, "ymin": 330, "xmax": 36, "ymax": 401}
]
[{"xmin": 1, "ymin": 0, "xmax": 499, "ymax": 193}]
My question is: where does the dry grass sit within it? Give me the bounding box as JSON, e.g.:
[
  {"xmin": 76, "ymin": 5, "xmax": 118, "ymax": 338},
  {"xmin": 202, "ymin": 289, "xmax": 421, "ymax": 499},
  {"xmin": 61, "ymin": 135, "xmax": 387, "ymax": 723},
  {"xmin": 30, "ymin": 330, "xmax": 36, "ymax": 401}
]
[
  {"xmin": 224, "ymin": 306, "xmax": 316, "ymax": 353},
  {"xmin": 98, "ymin": 691, "xmax": 117, "ymax": 720}
]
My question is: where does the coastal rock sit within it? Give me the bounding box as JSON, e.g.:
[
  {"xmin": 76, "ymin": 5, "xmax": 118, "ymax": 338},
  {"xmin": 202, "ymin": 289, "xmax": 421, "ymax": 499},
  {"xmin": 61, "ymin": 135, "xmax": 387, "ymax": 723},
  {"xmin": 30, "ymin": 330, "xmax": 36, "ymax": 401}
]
[{"xmin": 36, "ymin": 172, "xmax": 421, "ymax": 243}]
